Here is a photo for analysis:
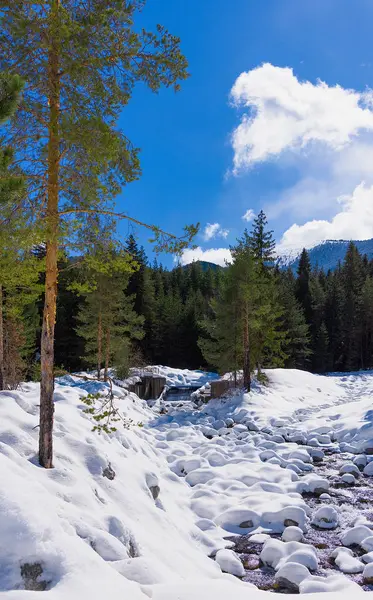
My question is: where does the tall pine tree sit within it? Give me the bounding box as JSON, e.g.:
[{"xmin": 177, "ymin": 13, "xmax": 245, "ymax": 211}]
[{"xmin": 1, "ymin": 1, "xmax": 190, "ymax": 466}]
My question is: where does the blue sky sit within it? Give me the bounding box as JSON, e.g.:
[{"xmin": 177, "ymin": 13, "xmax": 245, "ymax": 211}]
[{"xmin": 117, "ymin": 0, "xmax": 373, "ymax": 266}]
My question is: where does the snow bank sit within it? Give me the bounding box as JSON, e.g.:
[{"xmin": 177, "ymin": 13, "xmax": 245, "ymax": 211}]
[{"xmin": 3, "ymin": 367, "xmax": 373, "ymax": 599}]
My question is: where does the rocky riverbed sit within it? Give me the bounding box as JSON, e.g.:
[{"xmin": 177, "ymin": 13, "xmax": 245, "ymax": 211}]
[{"xmin": 229, "ymin": 445, "xmax": 373, "ymax": 593}]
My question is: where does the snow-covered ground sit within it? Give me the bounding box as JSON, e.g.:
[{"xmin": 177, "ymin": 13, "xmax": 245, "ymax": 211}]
[{"xmin": 2, "ymin": 368, "xmax": 373, "ymax": 598}]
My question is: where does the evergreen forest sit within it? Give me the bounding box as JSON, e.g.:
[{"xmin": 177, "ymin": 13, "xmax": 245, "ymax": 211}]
[{"xmin": 3, "ymin": 210, "xmax": 373, "ymax": 392}]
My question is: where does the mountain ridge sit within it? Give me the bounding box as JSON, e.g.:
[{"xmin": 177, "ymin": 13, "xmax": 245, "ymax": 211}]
[{"xmin": 280, "ymin": 238, "xmax": 373, "ymax": 272}]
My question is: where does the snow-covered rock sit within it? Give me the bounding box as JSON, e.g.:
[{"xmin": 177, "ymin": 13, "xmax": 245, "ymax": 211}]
[
  {"xmin": 363, "ymin": 562, "xmax": 373, "ymax": 583},
  {"xmin": 274, "ymin": 562, "xmax": 310, "ymax": 591},
  {"xmin": 363, "ymin": 461, "xmax": 373, "ymax": 476},
  {"xmin": 215, "ymin": 508, "xmax": 260, "ymax": 534},
  {"xmin": 362, "ymin": 552, "xmax": 373, "ymax": 563},
  {"xmin": 360, "ymin": 536, "xmax": 373, "ymax": 552},
  {"xmin": 319, "ymin": 493, "xmax": 331, "ymax": 501},
  {"xmin": 281, "ymin": 526, "xmax": 303, "ymax": 542},
  {"xmin": 215, "ymin": 549, "xmax": 244, "ymax": 577},
  {"xmin": 334, "ymin": 550, "xmax": 364, "ymax": 574},
  {"xmin": 341, "ymin": 473, "xmax": 356, "ymax": 485},
  {"xmin": 260, "ymin": 539, "xmax": 316, "ymax": 570},
  {"xmin": 340, "ymin": 463, "xmax": 360, "ymax": 477},
  {"xmin": 299, "ymin": 573, "xmax": 364, "ymax": 594},
  {"xmin": 249, "ymin": 533, "xmax": 270, "ymax": 544},
  {"xmin": 312, "ymin": 505, "xmax": 339, "ymax": 529},
  {"xmin": 277, "ymin": 548, "xmax": 318, "ymax": 571},
  {"xmin": 354, "ymin": 454, "xmax": 367, "ymax": 469},
  {"xmin": 341, "ymin": 525, "xmax": 373, "ymax": 546}
]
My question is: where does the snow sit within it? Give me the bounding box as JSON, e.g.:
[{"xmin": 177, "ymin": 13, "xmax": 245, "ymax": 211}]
[
  {"xmin": 360, "ymin": 536, "xmax": 373, "ymax": 552},
  {"xmin": 4, "ymin": 368, "xmax": 373, "ymax": 598},
  {"xmin": 274, "ymin": 562, "xmax": 310, "ymax": 588},
  {"xmin": 363, "ymin": 562, "xmax": 373, "ymax": 581},
  {"xmin": 282, "ymin": 525, "xmax": 304, "ymax": 542},
  {"xmin": 363, "ymin": 461, "xmax": 373, "ymax": 476},
  {"xmin": 362, "ymin": 551, "xmax": 373, "ymax": 563},
  {"xmin": 341, "ymin": 525, "xmax": 373, "ymax": 546},
  {"xmin": 341, "ymin": 473, "xmax": 356, "ymax": 485},
  {"xmin": 129, "ymin": 365, "xmax": 220, "ymax": 389},
  {"xmin": 260, "ymin": 538, "xmax": 317, "ymax": 570},
  {"xmin": 340, "ymin": 463, "xmax": 360, "ymax": 477},
  {"xmin": 363, "ymin": 563, "xmax": 373, "ymax": 583},
  {"xmin": 333, "ymin": 550, "xmax": 364, "ymax": 574},
  {"xmin": 311, "ymin": 505, "xmax": 339, "ymax": 530},
  {"xmin": 299, "ymin": 573, "xmax": 364, "ymax": 594},
  {"xmin": 215, "ymin": 549, "xmax": 245, "ymax": 577}
]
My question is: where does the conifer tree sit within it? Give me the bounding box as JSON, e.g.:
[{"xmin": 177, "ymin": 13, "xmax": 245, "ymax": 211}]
[
  {"xmin": 341, "ymin": 243, "xmax": 364, "ymax": 370},
  {"xmin": 324, "ymin": 269, "xmax": 344, "ymax": 371},
  {"xmin": 0, "ymin": 2, "xmax": 192, "ymax": 466},
  {"xmin": 361, "ymin": 276, "xmax": 373, "ymax": 369},
  {"xmin": 278, "ymin": 270, "xmax": 310, "ymax": 369},
  {"xmin": 199, "ymin": 265, "xmax": 244, "ymax": 383},
  {"xmin": 248, "ymin": 209, "xmax": 276, "ymax": 266},
  {"xmin": 296, "ymin": 249, "xmax": 313, "ymax": 324},
  {"xmin": 309, "ymin": 274, "xmax": 328, "ymax": 372},
  {"xmin": 0, "ymin": 72, "xmax": 42, "ymax": 388}
]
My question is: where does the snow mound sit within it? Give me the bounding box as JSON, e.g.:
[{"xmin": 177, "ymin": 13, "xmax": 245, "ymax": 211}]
[
  {"xmin": 312, "ymin": 505, "xmax": 339, "ymax": 529},
  {"xmin": 215, "ymin": 549, "xmax": 245, "ymax": 577},
  {"xmin": 299, "ymin": 573, "xmax": 364, "ymax": 593},
  {"xmin": 341, "ymin": 525, "xmax": 373, "ymax": 546}
]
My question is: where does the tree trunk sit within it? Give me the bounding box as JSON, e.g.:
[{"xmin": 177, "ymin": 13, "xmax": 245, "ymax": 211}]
[
  {"xmin": 243, "ymin": 303, "xmax": 251, "ymax": 391},
  {"xmin": 0, "ymin": 285, "xmax": 4, "ymax": 391},
  {"xmin": 104, "ymin": 328, "xmax": 110, "ymax": 382},
  {"xmin": 39, "ymin": 0, "xmax": 60, "ymax": 468},
  {"xmin": 97, "ymin": 312, "xmax": 102, "ymax": 380}
]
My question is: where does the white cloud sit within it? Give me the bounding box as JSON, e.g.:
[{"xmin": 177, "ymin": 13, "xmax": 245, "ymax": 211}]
[
  {"xmin": 277, "ymin": 182, "xmax": 373, "ymax": 253},
  {"xmin": 242, "ymin": 208, "xmax": 255, "ymax": 222},
  {"xmin": 230, "ymin": 63, "xmax": 373, "ymax": 171},
  {"xmin": 203, "ymin": 222, "xmax": 229, "ymax": 241},
  {"xmin": 179, "ymin": 247, "xmax": 232, "ymax": 267}
]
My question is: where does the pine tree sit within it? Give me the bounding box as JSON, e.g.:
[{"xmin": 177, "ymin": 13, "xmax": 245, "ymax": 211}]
[
  {"xmin": 313, "ymin": 322, "xmax": 329, "ymax": 374},
  {"xmin": 0, "ymin": 2, "xmax": 190, "ymax": 467},
  {"xmin": 361, "ymin": 276, "xmax": 373, "ymax": 369},
  {"xmin": 341, "ymin": 243, "xmax": 364, "ymax": 371},
  {"xmin": 296, "ymin": 249, "xmax": 313, "ymax": 324},
  {"xmin": 199, "ymin": 265, "xmax": 244, "ymax": 383},
  {"xmin": 279, "ymin": 270, "xmax": 310, "ymax": 369},
  {"xmin": 77, "ymin": 269, "xmax": 144, "ymax": 380},
  {"xmin": 0, "ymin": 72, "xmax": 42, "ymax": 388},
  {"xmin": 324, "ymin": 269, "xmax": 344, "ymax": 371},
  {"xmin": 248, "ymin": 210, "xmax": 276, "ymax": 266},
  {"xmin": 309, "ymin": 274, "xmax": 328, "ymax": 372},
  {"xmin": 200, "ymin": 230, "xmax": 285, "ymax": 390}
]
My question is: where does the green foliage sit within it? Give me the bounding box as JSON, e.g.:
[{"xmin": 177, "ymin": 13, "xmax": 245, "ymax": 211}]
[
  {"xmin": 278, "ymin": 269, "xmax": 311, "ymax": 369},
  {"xmin": 248, "ymin": 209, "xmax": 276, "ymax": 265},
  {"xmin": 0, "ymin": 72, "xmax": 24, "ymax": 124},
  {"xmin": 81, "ymin": 391, "xmax": 143, "ymax": 434},
  {"xmin": 0, "ymin": 70, "xmax": 42, "ymax": 388},
  {"xmin": 199, "ymin": 213, "xmax": 287, "ymax": 387},
  {"xmin": 0, "ymin": 1, "xmax": 196, "ymax": 251},
  {"xmin": 74, "ymin": 228, "xmax": 144, "ymax": 378}
]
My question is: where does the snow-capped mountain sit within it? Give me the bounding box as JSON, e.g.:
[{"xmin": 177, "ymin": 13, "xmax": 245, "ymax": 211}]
[{"xmin": 278, "ymin": 239, "xmax": 373, "ymax": 272}]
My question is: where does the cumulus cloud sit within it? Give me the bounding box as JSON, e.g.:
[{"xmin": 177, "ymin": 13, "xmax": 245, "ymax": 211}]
[
  {"xmin": 179, "ymin": 247, "xmax": 232, "ymax": 267},
  {"xmin": 277, "ymin": 182, "xmax": 373, "ymax": 253},
  {"xmin": 203, "ymin": 223, "xmax": 229, "ymax": 241},
  {"xmin": 230, "ymin": 63, "xmax": 373, "ymax": 171},
  {"xmin": 242, "ymin": 208, "xmax": 255, "ymax": 222}
]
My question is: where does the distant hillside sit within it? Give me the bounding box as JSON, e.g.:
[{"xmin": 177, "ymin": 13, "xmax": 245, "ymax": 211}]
[
  {"xmin": 182, "ymin": 260, "xmax": 223, "ymax": 272},
  {"xmin": 282, "ymin": 239, "xmax": 373, "ymax": 272}
]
